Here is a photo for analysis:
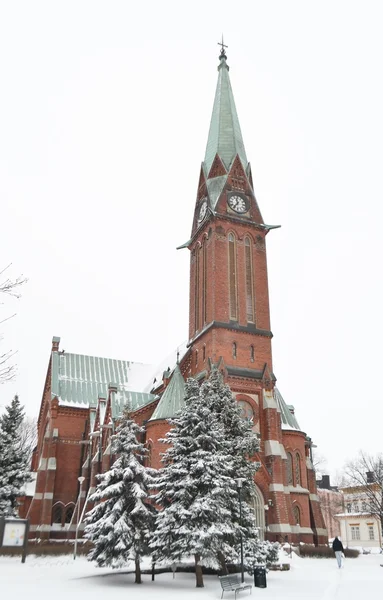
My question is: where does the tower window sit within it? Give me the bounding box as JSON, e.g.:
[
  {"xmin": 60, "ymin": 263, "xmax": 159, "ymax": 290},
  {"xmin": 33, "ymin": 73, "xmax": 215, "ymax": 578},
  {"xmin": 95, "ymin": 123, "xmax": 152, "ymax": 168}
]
[
  {"xmin": 202, "ymin": 237, "xmax": 207, "ymax": 325},
  {"xmin": 250, "ymin": 345, "xmax": 255, "ymax": 362},
  {"xmin": 195, "ymin": 246, "xmax": 200, "ymax": 332},
  {"xmin": 245, "ymin": 237, "xmax": 255, "ymax": 323},
  {"xmin": 232, "ymin": 342, "xmax": 237, "ymax": 359},
  {"xmin": 286, "ymin": 453, "xmax": 293, "ymax": 486},
  {"xmin": 295, "ymin": 453, "xmax": 301, "ymax": 486},
  {"xmin": 195, "ymin": 350, "xmax": 198, "ymax": 366},
  {"xmin": 293, "ymin": 505, "xmax": 301, "ymax": 526},
  {"xmin": 202, "ymin": 345, "xmax": 206, "ymax": 361},
  {"xmin": 228, "ymin": 233, "xmax": 238, "ymax": 320}
]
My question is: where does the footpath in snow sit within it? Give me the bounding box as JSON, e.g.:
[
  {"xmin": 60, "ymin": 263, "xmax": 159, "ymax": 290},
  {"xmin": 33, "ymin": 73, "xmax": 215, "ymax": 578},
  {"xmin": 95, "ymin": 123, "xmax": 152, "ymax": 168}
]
[{"xmin": 0, "ymin": 552, "xmax": 382, "ymax": 600}]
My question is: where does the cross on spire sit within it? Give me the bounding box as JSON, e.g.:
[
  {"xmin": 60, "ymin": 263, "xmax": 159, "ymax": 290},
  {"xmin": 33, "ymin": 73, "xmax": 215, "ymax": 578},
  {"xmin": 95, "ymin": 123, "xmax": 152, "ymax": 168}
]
[{"xmin": 218, "ymin": 35, "xmax": 228, "ymax": 60}]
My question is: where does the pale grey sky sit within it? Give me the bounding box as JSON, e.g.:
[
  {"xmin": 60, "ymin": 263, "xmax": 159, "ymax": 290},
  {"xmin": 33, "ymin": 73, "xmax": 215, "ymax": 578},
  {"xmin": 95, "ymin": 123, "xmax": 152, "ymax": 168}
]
[{"xmin": 1, "ymin": 1, "xmax": 383, "ymax": 481}]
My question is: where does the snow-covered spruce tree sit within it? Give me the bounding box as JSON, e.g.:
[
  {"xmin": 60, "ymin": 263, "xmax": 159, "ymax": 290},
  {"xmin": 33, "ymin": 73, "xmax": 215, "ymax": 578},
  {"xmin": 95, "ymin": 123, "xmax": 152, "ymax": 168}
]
[
  {"xmin": 151, "ymin": 377, "xmax": 240, "ymax": 587},
  {"xmin": 84, "ymin": 408, "xmax": 156, "ymax": 583},
  {"xmin": 0, "ymin": 395, "xmax": 31, "ymax": 516}
]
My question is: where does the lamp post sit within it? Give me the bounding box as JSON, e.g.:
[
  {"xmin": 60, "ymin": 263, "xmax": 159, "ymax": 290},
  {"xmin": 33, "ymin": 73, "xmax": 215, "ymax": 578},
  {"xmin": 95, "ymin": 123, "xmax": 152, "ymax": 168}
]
[
  {"xmin": 236, "ymin": 478, "xmax": 245, "ymax": 583},
  {"xmin": 73, "ymin": 476, "xmax": 85, "ymax": 560}
]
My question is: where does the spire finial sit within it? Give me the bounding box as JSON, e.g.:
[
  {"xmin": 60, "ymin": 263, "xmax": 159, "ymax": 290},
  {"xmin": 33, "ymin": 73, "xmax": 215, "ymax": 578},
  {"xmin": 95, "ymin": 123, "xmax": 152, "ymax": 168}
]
[
  {"xmin": 176, "ymin": 348, "xmax": 180, "ymax": 364},
  {"xmin": 218, "ymin": 34, "xmax": 228, "ymax": 60}
]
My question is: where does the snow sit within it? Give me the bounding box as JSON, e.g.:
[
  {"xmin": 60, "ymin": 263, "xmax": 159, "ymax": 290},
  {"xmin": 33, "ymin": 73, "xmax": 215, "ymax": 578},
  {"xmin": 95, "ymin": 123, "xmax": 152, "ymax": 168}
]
[{"xmin": 1, "ymin": 551, "xmax": 383, "ymax": 599}]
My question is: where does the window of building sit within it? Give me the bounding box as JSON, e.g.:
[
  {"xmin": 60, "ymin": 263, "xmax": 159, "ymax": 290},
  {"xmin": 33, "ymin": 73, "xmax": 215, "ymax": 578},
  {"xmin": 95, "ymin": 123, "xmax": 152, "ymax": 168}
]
[
  {"xmin": 195, "ymin": 245, "xmax": 200, "ymax": 332},
  {"xmin": 228, "ymin": 233, "xmax": 238, "ymax": 320},
  {"xmin": 346, "ymin": 503, "xmax": 352, "ymax": 513},
  {"xmin": 286, "ymin": 453, "xmax": 293, "ymax": 486},
  {"xmin": 351, "ymin": 526, "xmax": 360, "ymax": 540},
  {"xmin": 203, "ymin": 345, "xmax": 206, "ymax": 361},
  {"xmin": 244, "ymin": 237, "xmax": 255, "ymax": 323},
  {"xmin": 368, "ymin": 525, "xmax": 375, "ymax": 540},
  {"xmin": 232, "ymin": 342, "xmax": 237, "ymax": 359},
  {"xmin": 202, "ymin": 237, "xmax": 207, "ymax": 325},
  {"xmin": 251, "ymin": 485, "xmax": 266, "ymax": 541},
  {"xmin": 51, "ymin": 503, "xmax": 63, "ymax": 525},
  {"xmin": 293, "ymin": 505, "xmax": 301, "ymax": 525},
  {"xmin": 353, "ymin": 502, "xmax": 359, "ymax": 513},
  {"xmin": 195, "ymin": 350, "xmax": 198, "ymax": 366},
  {"xmin": 64, "ymin": 504, "xmax": 75, "ymax": 524},
  {"xmin": 295, "ymin": 453, "xmax": 301, "ymax": 486},
  {"xmin": 250, "ymin": 345, "xmax": 254, "ymax": 362},
  {"xmin": 362, "ymin": 501, "xmax": 367, "ymax": 512},
  {"xmin": 238, "ymin": 400, "xmax": 254, "ymax": 421}
]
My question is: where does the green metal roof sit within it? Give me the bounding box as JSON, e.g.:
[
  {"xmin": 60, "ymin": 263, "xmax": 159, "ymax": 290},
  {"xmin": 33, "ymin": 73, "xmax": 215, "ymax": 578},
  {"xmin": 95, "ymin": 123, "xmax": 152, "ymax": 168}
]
[
  {"xmin": 149, "ymin": 363, "xmax": 185, "ymax": 421},
  {"xmin": 111, "ymin": 390, "xmax": 157, "ymax": 420},
  {"xmin": 204, "ymin": 54, "xmax": 248, "ymax": 176},
  {"xmin": 274, "ymin": 388, "xmax": 301, "ymax": 431},
  {"xmin": 51, "ymin": 350, "xmax": 155, "ymax": 408}
]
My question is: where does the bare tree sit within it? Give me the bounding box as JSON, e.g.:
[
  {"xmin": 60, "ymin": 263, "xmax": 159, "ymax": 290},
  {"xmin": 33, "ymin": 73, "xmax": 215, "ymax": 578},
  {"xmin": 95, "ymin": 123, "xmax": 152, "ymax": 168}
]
[
  {"xmin": 18, "ymin": 416, "xmax": 38, "ymax": 467},
  {"xmin": 0, "ymin": 265, "xmax": 27, "ymax": 383},
  {"xmin": 344, "ymin": 452, "xmax": 383, "ymax": 539}
]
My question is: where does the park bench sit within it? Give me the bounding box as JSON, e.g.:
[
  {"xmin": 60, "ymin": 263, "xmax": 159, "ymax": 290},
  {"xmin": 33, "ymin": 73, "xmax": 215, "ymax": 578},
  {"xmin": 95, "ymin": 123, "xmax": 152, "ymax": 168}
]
[{"xmin": 219, "ymin": 574, "xmax": 252, "ymax": 599}]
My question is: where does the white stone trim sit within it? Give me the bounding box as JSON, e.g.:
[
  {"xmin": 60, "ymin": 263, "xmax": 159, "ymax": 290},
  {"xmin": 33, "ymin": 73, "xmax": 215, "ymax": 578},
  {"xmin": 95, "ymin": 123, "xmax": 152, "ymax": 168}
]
[
  {"xmin": 39, "ymin": 524, "xmax": 52, "ymax": 532},
  {"xmin": 33, "ymin": 493, "xmax": 43, "ymax": 500},
  {"xmin": 29, "ymin": 525, "xmax": 38, "ymax": 531},
  {"xmin": 53, "ymin": 428, "xmax": 59, "ymax": 438},
  {"xmin": 313, "ymin": 528, "xmax": 328, "ymax": 536},
  {"xmin": 268, "ymin": 523, "xmax": 292, "ymax": 534},
  {"xmin": 279, "ymin": 443, "xmax": 287, "ymax": 460},
  {"xmin": 269, "ymin": 483, "xmax": 285, "ymax": 492},
  {"xmin": 264, "ymin": 440, "xmax": 282, "ymax": 457},
  {"xmin": 44, "ymin": 492, "xmax": 54, "ymax": 499},
  {"xmin": 80, "ymin": 490, "xmax": 86, "ymax": 498},
  {"xmin": 286, "ymin": 485, "xmax": 309, "ymax": 494},
  {"xmin": 47, "ymin": 458, "xmax": 57, "ymax": 470},
  {"xmin": 89, "ymin": 486, "xmax": 96, "ymax": 494},
  {"xmin": 291, "ymin": 525, "xmax": 314, "ymax": 534},
  {"xmin": 306, "ymin": 457, "xmax": 313, "ymax": 470},
  {"xmin": 310, "ymin": 494, "xmax": 319, "ymax": 502},
  {"xmin": 38, "ymin": 458, "xmax": 47, "ymax": 471},
  {"xmin": 263, "ymin": 389, "xmax": 277, "ymax": 410}
]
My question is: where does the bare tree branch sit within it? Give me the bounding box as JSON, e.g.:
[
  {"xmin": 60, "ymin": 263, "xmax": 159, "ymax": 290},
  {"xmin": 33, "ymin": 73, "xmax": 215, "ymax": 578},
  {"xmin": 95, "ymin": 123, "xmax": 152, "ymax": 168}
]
[
  {"xmin": 344, "ymin": 451, "xmax": 383, "ymax": 536},
  {"xmin": 0, "ymin": 265, "xmax": 27, "ymax": 384}
]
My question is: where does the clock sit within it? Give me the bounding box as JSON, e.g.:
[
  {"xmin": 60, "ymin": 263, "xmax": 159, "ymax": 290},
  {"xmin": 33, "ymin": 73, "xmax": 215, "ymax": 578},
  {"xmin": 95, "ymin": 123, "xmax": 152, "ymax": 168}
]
[
  {"xmin": 228, "ymin": 194, "xmax": 249, "ymax": 214},
  {"xmin": 198, "ymin": 199, "xmax": 208, "ymax": 223}
]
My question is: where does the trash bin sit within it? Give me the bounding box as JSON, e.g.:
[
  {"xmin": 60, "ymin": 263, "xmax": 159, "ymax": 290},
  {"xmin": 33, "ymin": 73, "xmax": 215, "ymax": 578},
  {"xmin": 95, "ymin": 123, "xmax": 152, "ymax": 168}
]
[{"xmin": 253, "ymin": 565, "xmax": 267, "ymax": 588}]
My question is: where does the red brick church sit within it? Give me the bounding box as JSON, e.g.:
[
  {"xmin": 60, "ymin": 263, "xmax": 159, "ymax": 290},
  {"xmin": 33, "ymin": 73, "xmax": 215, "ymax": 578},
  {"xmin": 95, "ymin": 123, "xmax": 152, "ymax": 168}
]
[{"xmin": 24, "ymin": 47, "xmax": 327, "ymax": 545}]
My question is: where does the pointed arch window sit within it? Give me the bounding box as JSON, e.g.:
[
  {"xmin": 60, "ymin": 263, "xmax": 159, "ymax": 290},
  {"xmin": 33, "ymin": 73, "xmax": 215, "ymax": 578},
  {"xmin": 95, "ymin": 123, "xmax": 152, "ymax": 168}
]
[
  {"xmin": 232, "ymin": 342, "xmax": 237, "ymax": 359},
  {"xmin": 293, "ymin": 504, "xmax": 301, "ymax": 526},
  {"xmin": 295, "ymin": 453, "xmax": 301, "ymax": 486},
  {"xmin": 286, "ymin": 453, "xmax": 293, "ymax": 486},
  {"xmin": 51, "ymin": 503, "xmax": 63, "ymax": 525},
  {"xmin": 250, "ymin": 345, "xmax": 255, "ymax": 363},
  {"xmin": 202, "ymin": 236, "xmax": 207, "ymax": 325},
  {"xmin": 228, "ymin": 233, "xmax": 238, "ymax": 320},
  {"xmin": 195, "ymin": 245, "xmax": 200, "ymax": 332},
  {"xmin": 245, "ymin": 237, "xmax": 255, "ymax": 323},
  {"xmin": 195, "ymin": 350, "xmax": 198, "ymax": 366},
  {"xmin": 64, "ymin": 503, "xmax": 75, "ymax": 524},
  {"xmin": 202, "ymin": 345, "xmax": 206, "ymax": 361}
]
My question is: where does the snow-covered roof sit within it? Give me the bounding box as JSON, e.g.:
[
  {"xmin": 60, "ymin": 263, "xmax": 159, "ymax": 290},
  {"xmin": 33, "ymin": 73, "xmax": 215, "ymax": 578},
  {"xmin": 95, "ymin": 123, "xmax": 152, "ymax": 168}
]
[{"xmin": 143, "ymin": 340, "xmax": 188, "ymax": 393}]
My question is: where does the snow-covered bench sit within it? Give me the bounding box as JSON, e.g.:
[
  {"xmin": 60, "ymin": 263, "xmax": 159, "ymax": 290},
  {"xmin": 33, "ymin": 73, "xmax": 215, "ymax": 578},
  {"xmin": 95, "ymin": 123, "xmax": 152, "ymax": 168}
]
[{"xmin": 219, "ymin": 574, "xmax": 252, "ymax": 599}]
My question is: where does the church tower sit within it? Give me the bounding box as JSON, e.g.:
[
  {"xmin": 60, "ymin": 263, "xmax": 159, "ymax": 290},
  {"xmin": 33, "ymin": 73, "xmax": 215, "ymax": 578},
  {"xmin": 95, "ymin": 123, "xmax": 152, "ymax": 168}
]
[{"xmin": 182, "ymin": 46, "xmax": 327, "ymax": 545}]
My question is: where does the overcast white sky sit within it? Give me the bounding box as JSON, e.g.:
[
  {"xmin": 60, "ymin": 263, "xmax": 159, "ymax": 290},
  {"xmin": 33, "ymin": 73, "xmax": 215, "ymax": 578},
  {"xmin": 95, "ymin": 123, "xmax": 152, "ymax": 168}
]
[{"xmin": 1, "ymin": 1, "xmax": 383, "ymax": 481}]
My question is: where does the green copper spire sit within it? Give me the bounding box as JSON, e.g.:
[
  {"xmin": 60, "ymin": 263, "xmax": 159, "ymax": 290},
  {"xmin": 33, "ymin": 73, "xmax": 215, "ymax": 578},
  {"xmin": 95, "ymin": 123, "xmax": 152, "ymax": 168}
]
[
  {"xmin": 204, "ymin": 46, "xmax": 248, "ymax": 176},
  {"xmin": 149, "ymin": 363, "xmax": 185, "ymax": 421}
]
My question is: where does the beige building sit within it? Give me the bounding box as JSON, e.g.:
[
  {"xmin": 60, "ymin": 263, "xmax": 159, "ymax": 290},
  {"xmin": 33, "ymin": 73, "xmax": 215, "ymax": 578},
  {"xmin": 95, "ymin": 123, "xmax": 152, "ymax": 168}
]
[{"xmin": 337, "ymin": 484, "xmax": 382, "ymax": 549}]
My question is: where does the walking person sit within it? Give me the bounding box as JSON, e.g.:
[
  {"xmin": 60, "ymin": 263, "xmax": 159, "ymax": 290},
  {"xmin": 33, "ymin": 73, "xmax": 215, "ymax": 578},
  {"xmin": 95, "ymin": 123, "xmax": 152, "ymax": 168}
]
[{"xmin": 332, "ymin": 536, "xmax": 345, "ymax": 568}]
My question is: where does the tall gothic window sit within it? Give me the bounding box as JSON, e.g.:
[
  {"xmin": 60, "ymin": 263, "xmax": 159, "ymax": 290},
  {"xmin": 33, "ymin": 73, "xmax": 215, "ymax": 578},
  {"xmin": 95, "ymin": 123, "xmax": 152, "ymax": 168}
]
[
  {"xmin": 250, "ymin": 345, "xmax": 255, "ymax": 362},
  {"xmin": 202, "ymin": 237, "xmax": 207, "ymax": 325},
  {"xmin": 228, "ymin": 233, "xmax": 238, "ymax": 320},
  {"xmin": 51, "ymin": 503, "xmax": 63, "ymax": 525},
  {"xmin": 195, "ymin": 245, "xmax": 200, "ymax": 332},
  {"xmin": 232, "ymin": 342, "xmax": 237, "ymax": 359},
  {"xmin": 286, "ymin": 453, "xmax": 293, "ymax": 486},
  {"xmin": 293, "ymin": 505, "xmax": 301, "ymax": 525},
  {"xmin": 64, "ymin": 503, "xmax": 75, "ymax": 524},
  {"xmin": 244, "ymin": 237, "xmax": 255, "ymax": 323},
  {"xmin": 295, "ymin": 453, "xmax": 301, "ymax": 486}
]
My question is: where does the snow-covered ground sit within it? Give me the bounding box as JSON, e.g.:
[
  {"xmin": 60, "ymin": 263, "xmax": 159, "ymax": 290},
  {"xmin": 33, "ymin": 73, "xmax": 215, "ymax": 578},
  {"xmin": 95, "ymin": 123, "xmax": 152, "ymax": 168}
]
[{"xmin": 0, "ymin": 551, "xmax": 382, "ymax": 599}]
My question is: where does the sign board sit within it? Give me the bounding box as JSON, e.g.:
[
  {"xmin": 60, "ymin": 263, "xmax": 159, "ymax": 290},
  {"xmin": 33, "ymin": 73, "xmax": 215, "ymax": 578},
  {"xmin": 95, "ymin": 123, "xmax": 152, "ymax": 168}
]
[{"xmin": 0, "ymin": 518, "xmax": 29, "ymax": 563}]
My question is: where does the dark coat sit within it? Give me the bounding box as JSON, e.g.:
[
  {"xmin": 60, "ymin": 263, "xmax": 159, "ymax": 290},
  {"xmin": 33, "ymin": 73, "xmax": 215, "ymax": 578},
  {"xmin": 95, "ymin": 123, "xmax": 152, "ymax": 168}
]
[{"xmin": 332, "ymin": 538, "xmax": 344, "ymax": 553}]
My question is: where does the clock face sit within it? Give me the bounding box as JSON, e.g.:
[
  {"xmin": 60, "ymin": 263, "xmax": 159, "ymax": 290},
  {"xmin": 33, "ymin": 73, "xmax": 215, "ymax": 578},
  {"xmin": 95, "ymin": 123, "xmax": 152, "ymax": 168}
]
[
  {"xmin": 198, "ymin": 199, "xmax": 208, "ymax": 223},
  {"xmin": 228, "ymin": 194, "xmax": 248, "ymax": 214}
]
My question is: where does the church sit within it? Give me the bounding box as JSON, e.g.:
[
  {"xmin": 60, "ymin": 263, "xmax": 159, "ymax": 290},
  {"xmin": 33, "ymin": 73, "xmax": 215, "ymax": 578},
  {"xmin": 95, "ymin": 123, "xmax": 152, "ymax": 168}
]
[{"xmin": 23, "ymin": 47, "xmax": 327, "ymax": 545}]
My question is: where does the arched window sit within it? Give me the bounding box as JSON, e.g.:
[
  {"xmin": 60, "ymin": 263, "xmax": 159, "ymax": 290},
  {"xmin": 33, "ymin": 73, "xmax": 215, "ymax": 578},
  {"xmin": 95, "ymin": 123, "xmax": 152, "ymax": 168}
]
[
  {"xmin": 147, "ymin": 442, "xmax": 153, "ymax": 468},
  {"xmin": 228, "ymin": 233, "xmax": 238, "ymax": 320},
  {"xmin": 51, "ymin": 503, "xmax": 63, "ymax": 525},
  {"xmin": 251, "ymin": 485, "xmax": 266, "ymax": 541},
  {"xmin": 286, "ymin": 453, "xmax": 293, "ymax": 486},
  {"xmin": 293, "ymin": 504, "xmax": 301, "ymax": 525},
  {"xmin": 202, "ymin": 345, "xmax": 206, "ymax": 361},
  {"xmin": 244, "ymin": 237, "xmax": 255, "ymax": 323},
  {"xmin": 295, "ymin": 453, "xmax": 301, "ymax": 486},
  {"xmin": 195, "ymin": 350, "xmax": 198, "ymax": 366},
  {"xmin": 250, "ymin": 345, "xmax": 255, "ymax": 362},
  {"xmin": 232, "ymin": 342, "xmax": 237, "ymax": 359},
  {"xmin": 202, "ymin": 237, "xmax": 207, "ymax": 325},
  {"xmin": 195, "ymin": 245, "xmax": 200, "ymax": 332},
  {"xmin": 64, "ymin": 503, "xmax": 75, "ymax": 524}
]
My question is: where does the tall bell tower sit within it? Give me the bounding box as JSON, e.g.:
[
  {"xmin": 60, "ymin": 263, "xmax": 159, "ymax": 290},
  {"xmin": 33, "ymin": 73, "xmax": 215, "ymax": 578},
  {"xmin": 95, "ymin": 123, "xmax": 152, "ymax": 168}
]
[{"xmin": 180, "ymin": 45, "xmax": 327, "ymax": 545}]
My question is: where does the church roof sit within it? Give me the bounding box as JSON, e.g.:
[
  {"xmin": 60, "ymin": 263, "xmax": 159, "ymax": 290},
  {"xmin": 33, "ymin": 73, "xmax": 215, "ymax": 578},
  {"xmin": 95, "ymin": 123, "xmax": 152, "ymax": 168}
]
[
  {"xmin": 274, "ymin": 387, "xmax": 302, "ymax": 431},
  {"xmin": 204, "ymin": 51, "xmax": 248, "ymax": 176},
  {"xmin": 51, "ymin": 347, "xmax": 155, "ymax": 409},
  {"xmin": 149, "ymin": 362, "xmax": 185, "ymax": 421}
]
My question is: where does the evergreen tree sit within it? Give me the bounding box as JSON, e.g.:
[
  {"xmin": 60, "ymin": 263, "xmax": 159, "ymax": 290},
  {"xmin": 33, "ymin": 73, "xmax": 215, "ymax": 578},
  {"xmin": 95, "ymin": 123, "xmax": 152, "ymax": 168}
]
[
  {"xmin": 84, "ymin": 408, "xmax": 156, "ymax": 582},
  {"xmin": 150, "ymin": 377, "xmax": 240, "ymax": 587},
  {"xmin": 0, "ymin": 395, "xmax": 31, "ymax": 516}
]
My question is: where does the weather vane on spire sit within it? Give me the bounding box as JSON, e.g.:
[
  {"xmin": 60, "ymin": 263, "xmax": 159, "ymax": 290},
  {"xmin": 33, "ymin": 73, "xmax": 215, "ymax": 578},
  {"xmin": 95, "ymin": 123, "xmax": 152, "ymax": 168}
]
[{"xmin": 218, "ymin": 34, "xmax": 228, "ymax": 59}]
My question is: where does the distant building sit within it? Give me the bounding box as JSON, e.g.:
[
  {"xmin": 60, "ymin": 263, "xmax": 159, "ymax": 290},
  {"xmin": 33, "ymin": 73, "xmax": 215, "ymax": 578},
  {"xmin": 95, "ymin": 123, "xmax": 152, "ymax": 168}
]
[
  {"xmin": 316, "ymin": 475, "xmax": 342, "ymax": 539},
  {"xmin": 336, "ymin": 475, "xmax": 382, "ymax": 548}
]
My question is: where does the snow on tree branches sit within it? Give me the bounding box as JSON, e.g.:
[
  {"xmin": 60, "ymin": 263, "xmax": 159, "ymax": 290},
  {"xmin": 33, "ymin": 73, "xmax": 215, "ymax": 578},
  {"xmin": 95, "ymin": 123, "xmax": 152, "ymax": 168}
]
[{"xmin": 84, "ymin": 408, "xmax": 156, "ymax": 582}]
